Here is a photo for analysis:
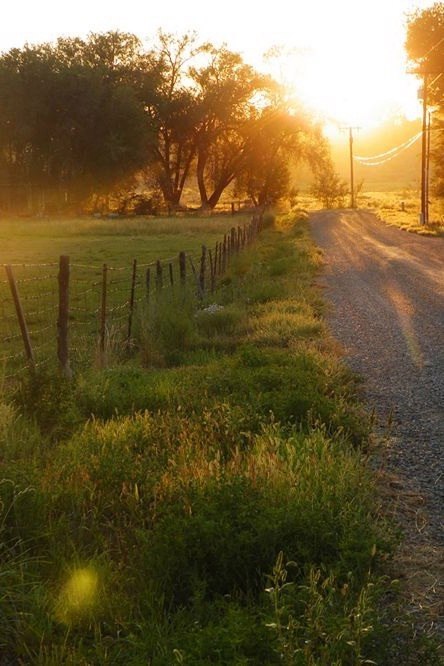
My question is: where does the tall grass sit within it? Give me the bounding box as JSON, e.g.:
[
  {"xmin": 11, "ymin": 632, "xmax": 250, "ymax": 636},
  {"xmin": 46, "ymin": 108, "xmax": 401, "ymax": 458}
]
[{"xmin": 0, "ymin": 214, "xmax": 404, "ymax": 663}]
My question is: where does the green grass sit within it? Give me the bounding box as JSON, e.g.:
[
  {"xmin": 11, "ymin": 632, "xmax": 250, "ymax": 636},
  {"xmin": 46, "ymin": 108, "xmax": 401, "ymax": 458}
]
[
  {"xmin": 0, "ymin": 215, "xmax": 247, "ymax": 265},
  {"xmin": 0, "ymin": 214, "xmax": 249, "ymax": 381},
  {"xmin": 0, "ymin": 213, "xmax": 433, "ymax": 664}
]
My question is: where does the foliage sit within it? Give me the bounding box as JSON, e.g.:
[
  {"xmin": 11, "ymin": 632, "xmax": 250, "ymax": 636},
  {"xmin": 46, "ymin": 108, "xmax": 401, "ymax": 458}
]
[
  {"xmin": 235, "ymin": 107, "xmax": 313, "ymax": 207},
  {"xmin": 0, "ymin": 216, "xmax": 412, "ymax": 663},
  {"xmin": 406, "ymin": 3, "xmax": 444, "ymax": 196},
  {"xmin": 12, "ymin": 368, "xmax": 81, "ymax": 438},
  {"xmin": 311, "ymin": 161, "xmax": 348, "ymax": 208},
  {"xmin": 0, "ymin": 32, "xmax": 156, "ymax": 214},
  {"xmin": 0, "ymin": 30, "xmax": 338, "ymax": 214}
]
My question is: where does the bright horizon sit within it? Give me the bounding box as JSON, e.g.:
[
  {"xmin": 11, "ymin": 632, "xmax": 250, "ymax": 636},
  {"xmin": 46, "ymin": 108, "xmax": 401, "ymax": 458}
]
[{"xmin": 1, "ymin": 0, "xmax": 436, "ymax": 130}]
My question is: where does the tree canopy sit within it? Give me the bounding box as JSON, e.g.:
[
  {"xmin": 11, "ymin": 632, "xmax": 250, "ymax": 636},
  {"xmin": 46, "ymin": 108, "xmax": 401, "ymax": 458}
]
[
  {"xmin": 0, "ymin": 30, "xmax": 332, "ymax": 214},
  {"xmin": 406, "ymin": 2, "xmax": 444, "ymax": 195}
]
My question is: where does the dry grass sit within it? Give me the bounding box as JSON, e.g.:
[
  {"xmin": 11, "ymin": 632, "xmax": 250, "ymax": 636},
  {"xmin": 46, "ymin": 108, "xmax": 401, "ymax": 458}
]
[
  {"xmin": 359, "ymin": 190, "xmax": 444, "ymax": 236},
  {"xmin": 375, "ymin": 468, "xmax": 444, "ymax": 654}
]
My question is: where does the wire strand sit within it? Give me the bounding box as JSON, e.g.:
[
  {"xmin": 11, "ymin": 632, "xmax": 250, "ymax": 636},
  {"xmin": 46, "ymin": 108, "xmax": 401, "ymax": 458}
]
[{"xmin": 354, "ymin": 133, "xmax": 422, "ymax": 166}]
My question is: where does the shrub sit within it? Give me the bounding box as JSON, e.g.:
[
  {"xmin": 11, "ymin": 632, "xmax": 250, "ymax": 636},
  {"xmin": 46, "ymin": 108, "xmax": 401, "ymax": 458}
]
[{"xmin": 12, "ymin": 369, "xmax": 81, "ymax": 439}]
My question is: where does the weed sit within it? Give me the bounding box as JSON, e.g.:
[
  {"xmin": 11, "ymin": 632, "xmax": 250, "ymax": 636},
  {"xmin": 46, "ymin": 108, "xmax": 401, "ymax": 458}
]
[{"xmin": 0, "ymin": 214, "xmax": 406, "ymax": 663}]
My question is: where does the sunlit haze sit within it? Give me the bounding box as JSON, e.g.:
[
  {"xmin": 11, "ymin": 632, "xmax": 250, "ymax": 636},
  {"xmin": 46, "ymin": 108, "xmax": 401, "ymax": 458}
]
[{"xmin": 1, "ymin": 0, "xmax": 436, "ymax": 130}]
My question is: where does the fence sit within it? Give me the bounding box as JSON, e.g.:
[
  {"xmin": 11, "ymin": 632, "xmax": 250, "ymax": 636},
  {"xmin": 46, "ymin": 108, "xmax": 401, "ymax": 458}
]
[{"xmin": 0, "ymin": 215, "xmax": 262, "ymax": 382}]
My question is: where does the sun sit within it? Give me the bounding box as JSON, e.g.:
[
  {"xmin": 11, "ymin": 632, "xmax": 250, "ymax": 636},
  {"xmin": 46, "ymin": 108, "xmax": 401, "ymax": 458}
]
[
  {"xmin": 260, "ymin": 6, "xmax": 423, "ymax": 131},
  {"xmin": 293, "ymin": 49, "xmax": 421, "ymax": 128}
]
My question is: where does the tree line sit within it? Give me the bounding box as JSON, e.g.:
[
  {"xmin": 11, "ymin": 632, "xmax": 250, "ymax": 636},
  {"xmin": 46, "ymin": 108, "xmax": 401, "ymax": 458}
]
[{"xmin": 0, "ymin": 30, "xmax": 335, "ymax": 215}]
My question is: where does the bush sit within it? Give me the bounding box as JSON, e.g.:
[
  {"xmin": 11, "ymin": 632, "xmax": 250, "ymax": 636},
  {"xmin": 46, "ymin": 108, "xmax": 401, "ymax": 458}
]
[
  {"xmin": 136, "ymin": 425, "xmax": 384, "ymax": 610},
  {"xmin": 12, "ymin": 369, "xmax": 81, "ymax": 438}
]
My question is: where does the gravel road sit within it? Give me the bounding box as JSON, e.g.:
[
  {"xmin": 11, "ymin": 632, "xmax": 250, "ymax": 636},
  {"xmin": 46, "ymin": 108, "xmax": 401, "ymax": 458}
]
[
  {"xmin": 310, "ymin": 210, "xmax": 444, "ymax": 637},
  {"xmin": 310, "ymin": 210, "xmax": 444, "ymax": 642},
  {"xmin": 309, "ymin": 209, "xmax": 443, "ymax": 636}
]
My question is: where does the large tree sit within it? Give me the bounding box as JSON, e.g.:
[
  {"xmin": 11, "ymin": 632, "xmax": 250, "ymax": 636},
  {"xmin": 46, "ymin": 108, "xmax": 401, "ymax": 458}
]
[
  {"xmin": 235, "ymin": 105, "xmax": 322, "ymax": 207},
  {"xmin": 190, "ymin": 46, "xmax": 269, "ymax": 209},
  {"xmin": 144, "ymin": 32, "xmax": 204, "ymax": 209},
  {"xmin": 406, "ymin": 3, "xmax": 444, "ymax": 194},
  {"xmin": 0, "ymin": 32, "xmax": 156, "ymax": 213}
]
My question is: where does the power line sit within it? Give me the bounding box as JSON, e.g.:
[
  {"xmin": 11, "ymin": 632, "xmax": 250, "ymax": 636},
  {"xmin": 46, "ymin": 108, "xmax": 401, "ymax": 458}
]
[
  {"xmin": 422, "ymin": 34, "xmax": 444, "ymax": 59},
  {"xmin": 354, "ymin": 132, "xmax": 422, "ymax": 166}
]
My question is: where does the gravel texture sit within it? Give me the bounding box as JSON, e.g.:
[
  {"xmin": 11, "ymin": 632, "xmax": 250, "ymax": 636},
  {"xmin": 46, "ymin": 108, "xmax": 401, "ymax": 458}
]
[{"xmin": 309, "ymin": 209, "xmax": 443, "ymax": 636}]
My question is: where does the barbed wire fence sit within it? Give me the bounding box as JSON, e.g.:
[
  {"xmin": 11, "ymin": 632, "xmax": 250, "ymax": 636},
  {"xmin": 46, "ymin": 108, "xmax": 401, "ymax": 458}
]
[{"xmin": 0, "ymin": 215, "xmax": 263, "ymax": 384}]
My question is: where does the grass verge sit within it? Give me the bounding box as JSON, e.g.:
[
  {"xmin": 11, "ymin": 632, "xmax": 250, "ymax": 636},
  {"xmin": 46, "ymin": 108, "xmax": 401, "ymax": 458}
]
[
  {"xmin": 359, "ymin": 190, "xmax": 444, "ymax": 237},
  {"xmin": 0, "ymin": 213, "xmax": 432, "ymax": 664}
]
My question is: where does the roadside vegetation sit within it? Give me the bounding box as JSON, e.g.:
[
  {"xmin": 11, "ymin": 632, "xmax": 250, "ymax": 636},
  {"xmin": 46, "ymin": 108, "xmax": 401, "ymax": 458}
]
[
  {"xmin": 359, "ymin": 190, "xmax": 444, "ymax": 237},
  {"xmin": 2, "ymin": 212, "xmax": 436, "ymax": 664}
]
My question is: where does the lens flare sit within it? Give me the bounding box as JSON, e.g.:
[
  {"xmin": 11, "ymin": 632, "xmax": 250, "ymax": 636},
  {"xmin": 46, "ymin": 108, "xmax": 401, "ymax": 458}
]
[{"xmin": 55, "ymin": 567, "xmax": 99, "ymax": 624}]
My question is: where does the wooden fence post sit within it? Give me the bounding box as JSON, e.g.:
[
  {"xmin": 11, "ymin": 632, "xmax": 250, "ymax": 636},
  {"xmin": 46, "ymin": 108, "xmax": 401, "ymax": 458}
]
[
  {"xmin": 57, "ymin": 255, "xmax": 71, "ymax": 378},
  {"xmin": 222, "ymin": 235, "xmax": 227, "ymax": 272},
  {"xmin": 5, "ymin": 265, "xmax": 36, "ymax": 373},
  {"xmin": 145, "ymin": 268, "xmax": 151, "ymax": 303},
  {"xmin": 179, "ymin": 251, "xmax": 186, "ymax": 287},
  {"xmin": 208, "ymin": 248, "xmax": 215, "ymax": 293},
  {"xmin": 218, "ymin": 240, "xmax": 223, "ymax": 274},
  {"xmin": 169, "ymin": 262, "xmax": 174, "ymax": 288},
  {"xmin": 99, "ymin": 263, "xmax": 107, "ymax": 363},
  {"xmin": 189, "ymin": 256, "xmax": 203, "ymax": 299},
  {"xmin": 214, "ymin": 242, "xmax": 219, "ymax": 276},
  {"xmin": 156, "ymin": 260, "xmax": 163, "ymax": 294},
  {"xmin": 230, "ymin": 227, "xmax": 236, "ymax": 254},
  {"xmin": 127, "ymin": 259, "xmax": 137, "ymax": 346},
  {"xmin": 199, "ymin": 245, "xmax": 207, "ymax": 296}
]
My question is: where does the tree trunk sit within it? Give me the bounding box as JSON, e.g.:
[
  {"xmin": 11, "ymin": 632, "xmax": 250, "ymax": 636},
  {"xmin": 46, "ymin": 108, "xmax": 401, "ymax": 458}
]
[
  {"xmin": 196, "ymin": 150, "xmax": 209, "ymax": 207},
  {"xmin": 207, "ymin": 174, "xmax": 235, "ymax": 209}
]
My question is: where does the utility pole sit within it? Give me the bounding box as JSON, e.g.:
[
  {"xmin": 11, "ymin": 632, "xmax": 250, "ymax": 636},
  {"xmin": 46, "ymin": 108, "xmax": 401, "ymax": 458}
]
[
  {"xmin": 425, "ymin": 110, "xmax": 432, "ymax": 226},
  {"xmin": 341, "ymin": 127, "xmax": 360, "ymax": 208},
  {"xmin": 408, "ymin": 50, "xmax": 443, "ymax": 223},
  {"xmin": 420, "ymin": 73, "xmax": 428, "ymax": 225}
]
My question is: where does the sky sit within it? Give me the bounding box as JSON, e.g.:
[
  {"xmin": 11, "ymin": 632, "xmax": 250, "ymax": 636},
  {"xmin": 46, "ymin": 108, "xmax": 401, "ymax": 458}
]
[{"xmin": 0, "ymin": 0, "xmax": 437, "ymax": 129}]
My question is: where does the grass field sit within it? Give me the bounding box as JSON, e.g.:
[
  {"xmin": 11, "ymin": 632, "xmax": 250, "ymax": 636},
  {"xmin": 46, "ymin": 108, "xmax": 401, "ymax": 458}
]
[
  {"xmin": 0, "ymin": 214, "xmax": 250, "ymax": 380},
  {"xmin": 0, "ymin": 214, "xmax": 247, "ymax": 265},
  {"xmin": 359, "ymin": 190, "xmax": 444, "ymax": 236},
  {"xmin": 0, "ymin": 212, "xmax": 440, "ymax": 664}
]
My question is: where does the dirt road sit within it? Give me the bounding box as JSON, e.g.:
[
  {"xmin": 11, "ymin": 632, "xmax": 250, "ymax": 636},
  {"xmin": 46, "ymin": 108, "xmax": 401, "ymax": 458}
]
[
  {"xmin": 309, "ymin": 209, "xmax": 443, "ymax": 549},
  {"xmin": 310, "ymin": 208, "xmax": 444, "ymax": 639}
]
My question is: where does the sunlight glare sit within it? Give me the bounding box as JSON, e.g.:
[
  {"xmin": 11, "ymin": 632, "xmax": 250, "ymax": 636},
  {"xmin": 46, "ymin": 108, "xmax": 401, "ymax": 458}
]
[
  {"xmin": 55, "ymin": 567, "xmax": 99, "ymax": 624},
  {"xmin": 260, "ymin": 1, "xmax": 425, "ymax": 129}
]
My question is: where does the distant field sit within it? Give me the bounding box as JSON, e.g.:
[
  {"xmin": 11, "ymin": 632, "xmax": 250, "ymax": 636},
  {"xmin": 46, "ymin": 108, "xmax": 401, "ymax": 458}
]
[
  {"xmin": 359, "ymin": 190, "xmax": 444, "ymax": 236},
  {"xmin": 0, "ymin": 214, "xmax": 250, "ymax": 378},
  {"xmin": 296, "ymin": 189, "xmax": 444, "ymax": 236},
  {"xmin": 0, "ymin": 214, "xmax": 248, "ymax": 266}
]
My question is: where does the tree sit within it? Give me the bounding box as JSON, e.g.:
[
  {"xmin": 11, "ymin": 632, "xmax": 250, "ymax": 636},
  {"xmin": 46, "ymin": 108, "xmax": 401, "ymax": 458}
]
[
  {"xmin": 307, "ymin": 133, "xmax": 348, "ymax": 208},
  {"xmin": 235, "ymin": 106, "xmax": 318, "ymax": 207},
  {"xmin": 406, "ymin": 3, "xmax": 444, "ymax": 104},
  {"xmin": 145, "ymin": 32, "xmax": 204, "ymax": 209},
  {"xmin": 0, "ymin": 32, "xmax": 156, "ymax": 213},
  {"xmin": 406, "ymin": 3, "xmax": 444, "ymax": 195},
  {"xmin": 190, "ymin": 46, "xmax": 270, "ymax": 209}
]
